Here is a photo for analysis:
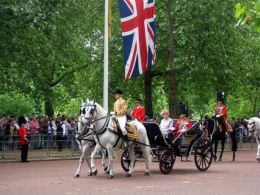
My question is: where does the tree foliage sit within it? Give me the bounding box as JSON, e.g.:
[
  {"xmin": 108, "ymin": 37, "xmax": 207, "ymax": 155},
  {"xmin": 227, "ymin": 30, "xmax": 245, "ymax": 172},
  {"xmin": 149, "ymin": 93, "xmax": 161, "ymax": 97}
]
[{"xmin": 0, "ymin": 0, "xmax": 259, "ymax": 119}]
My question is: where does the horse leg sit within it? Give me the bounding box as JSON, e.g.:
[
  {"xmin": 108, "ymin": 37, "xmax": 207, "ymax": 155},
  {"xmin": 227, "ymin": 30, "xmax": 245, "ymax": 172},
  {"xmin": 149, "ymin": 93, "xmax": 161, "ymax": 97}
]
[
  {"xmin": 257, "ymin": 144, "xmax": 260, "ymax": 161},
  {"xmin": 139, "ymin": 144, "xmax": 151, "ymax": 176},
  {"xmin": 125, "ymin": 144, "xmax": 135, "ymax": 177},
  {"xmin": 219, "ymin": 138, "xmax": 225, "ymax": 161},
  {"xmin": 89, "ymin": 145, "xmax": 100, "ymax": 176},
  {"xmin": 101, "ymin": 149, "xmax": 109, "ymax": 173},
  {"xmin": 256, "ymin": 134, "xmax": 260, "ymax": 161},
  {"xmin": 214, "ymin": 140, "xmax": 218, "ymax": 162},
  {"xmin": 107, "ymin": 145, "xmax": 114, "ymax": 179},
  {"xmin": 231, "ymin": 131, "xmax": 237, "ymax": 161},
  {"xmin": 74, "ymin": 144, "xmax": 88, "ymax": 178},
  {"xmin": 232, "ymin": 151, "xmax": 236, "ymax": 162}
]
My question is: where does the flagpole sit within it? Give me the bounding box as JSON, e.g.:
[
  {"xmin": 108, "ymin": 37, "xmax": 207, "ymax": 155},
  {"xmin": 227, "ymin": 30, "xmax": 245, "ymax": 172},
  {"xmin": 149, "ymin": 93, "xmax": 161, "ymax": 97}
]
[{"xmin": 103, "ymin": 0, "xmax": 109, "ymax": 111}]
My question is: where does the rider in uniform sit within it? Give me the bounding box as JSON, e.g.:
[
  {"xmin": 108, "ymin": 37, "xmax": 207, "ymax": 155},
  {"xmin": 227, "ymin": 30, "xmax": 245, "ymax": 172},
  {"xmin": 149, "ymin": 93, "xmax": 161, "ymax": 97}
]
[
  {"xmin": 172, "ymin": 103, "xmax": 192, "ymax": 148},
  {"xmin": 113, "ymin": 89, "xmax": 129, "ymax": 142},
  {"xmin": 214, "ymin": 91, "xmax": 227, "ymax": 132},
  {"xmin": 131, "ymin": 99, "xmax": 145, "ymax": 122}
]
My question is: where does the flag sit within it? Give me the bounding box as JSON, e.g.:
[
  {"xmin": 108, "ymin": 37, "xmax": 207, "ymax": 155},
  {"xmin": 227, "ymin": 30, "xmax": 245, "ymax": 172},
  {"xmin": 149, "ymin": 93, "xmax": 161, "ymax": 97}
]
[{"xmin": 118, "ymin": 0, "xmax": 156, "ymax": 80}]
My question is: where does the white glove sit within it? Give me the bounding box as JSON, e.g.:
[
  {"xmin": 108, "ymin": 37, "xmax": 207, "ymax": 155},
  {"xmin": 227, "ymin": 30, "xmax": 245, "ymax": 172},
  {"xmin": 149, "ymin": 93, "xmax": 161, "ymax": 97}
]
[{"xmin": 180, "ymin": 129, "xmax": 186, "ymax": 133}]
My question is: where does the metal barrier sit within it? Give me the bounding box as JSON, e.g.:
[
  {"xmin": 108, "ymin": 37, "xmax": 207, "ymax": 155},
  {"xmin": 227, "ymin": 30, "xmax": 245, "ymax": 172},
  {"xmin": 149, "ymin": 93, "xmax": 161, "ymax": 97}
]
[
  {"xmin": 0, "ymin": 133, "xmax": 257, "ymax": 162},
  {"xmin": 0, "ymin": 134, "xmax": 81, "ymax": 161}
]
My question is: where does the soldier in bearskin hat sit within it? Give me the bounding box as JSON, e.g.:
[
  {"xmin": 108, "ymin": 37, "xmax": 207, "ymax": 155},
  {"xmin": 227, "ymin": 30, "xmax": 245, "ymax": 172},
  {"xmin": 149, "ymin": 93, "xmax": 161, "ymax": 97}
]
[
  {"xmin": 131, "ymin": 98, "xmax": 145, "ymax": 122},
  {"xmin": 18, "ymin": 116, "xmax": 30, "ymax": 162},
  {"xmin": 214, "ymin": 91, "xmax": 227, "ymax": 132}
]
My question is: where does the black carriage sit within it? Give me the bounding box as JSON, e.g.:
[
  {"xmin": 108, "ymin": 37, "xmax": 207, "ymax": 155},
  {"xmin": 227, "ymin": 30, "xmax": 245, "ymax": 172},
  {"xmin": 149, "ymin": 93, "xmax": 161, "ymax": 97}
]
[{"xmin": 121, "ymin": 122, "xmax": 213, "ymax": 174}]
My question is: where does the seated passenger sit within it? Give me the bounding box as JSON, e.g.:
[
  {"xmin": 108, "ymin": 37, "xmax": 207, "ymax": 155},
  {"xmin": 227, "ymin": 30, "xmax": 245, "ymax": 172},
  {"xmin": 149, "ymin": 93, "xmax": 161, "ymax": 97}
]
[
  {"xmin": 172, "ymin": 103, "xmax": 192, "ymax": 148},
  {"xmin": 159, "ymin": 109, "xmax": 173, "ymax": 141}
]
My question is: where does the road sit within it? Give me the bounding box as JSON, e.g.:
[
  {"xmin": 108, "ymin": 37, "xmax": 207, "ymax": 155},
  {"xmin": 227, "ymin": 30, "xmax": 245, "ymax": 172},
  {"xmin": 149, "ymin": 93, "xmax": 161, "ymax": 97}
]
[{"xmin": 0, "ymin": 150, "xmax": 259, "ymax": 195}]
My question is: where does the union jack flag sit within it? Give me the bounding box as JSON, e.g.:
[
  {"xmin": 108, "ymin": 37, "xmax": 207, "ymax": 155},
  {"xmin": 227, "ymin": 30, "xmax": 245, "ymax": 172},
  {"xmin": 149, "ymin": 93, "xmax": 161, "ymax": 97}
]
[{"xmin": 118, "ymin": 0, "xmax": 156, "ymax": 80}]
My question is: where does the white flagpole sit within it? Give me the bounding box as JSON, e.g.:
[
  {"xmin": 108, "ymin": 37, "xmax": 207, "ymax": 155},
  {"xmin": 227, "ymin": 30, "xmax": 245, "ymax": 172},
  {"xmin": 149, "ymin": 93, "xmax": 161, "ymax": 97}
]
[{"xmin": 103, "ymin": 0, "xmax": 109, "ymax": 111}]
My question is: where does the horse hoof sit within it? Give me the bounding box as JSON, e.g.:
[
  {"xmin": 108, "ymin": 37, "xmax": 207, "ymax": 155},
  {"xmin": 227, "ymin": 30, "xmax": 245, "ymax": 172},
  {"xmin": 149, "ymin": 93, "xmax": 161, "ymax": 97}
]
[
  {"xmin": 256, "ymin": 158, "xmax": 260, "ymax": 162},
  {"xmin": 93, "ymin": 169, "xmax": 98, "ymax": 176},
  {"xmin": 106, "ymin": 170, "xmax": 110, "ymax": 175},
  {"xmin": 107, "ymin": 175, "xmax": 113, "ymax": 179},
  {"xmin": 104, "ymin": 166, "xmax": 108, "ymax": 172},
  {"xmin": 88, "ymin": 172, "xmax": 93, "ymax": 176},
  {"xmin": 74, "ymin": 174, "xmax": 80, "ymax": 178},
  {"xmin": 218, "ymin": 158, "xmax": 222, "ymax": 162},
  {"xmin": 125, "ymin": 173, "xmax": 132, "ymax": 177},
  {"xmin": 144, "ymin": 172, "xmax": 149, "ymax": 176}
]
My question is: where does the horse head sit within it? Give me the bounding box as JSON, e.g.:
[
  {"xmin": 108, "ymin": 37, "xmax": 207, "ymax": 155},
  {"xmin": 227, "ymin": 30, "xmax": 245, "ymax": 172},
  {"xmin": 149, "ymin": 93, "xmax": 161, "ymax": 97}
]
[
  {"xmin": 247, "ymin": 118, "xmax": 256, "ymax": 137},
  {"xmin": 79, "ymin": 100, "xmax": 98, "ymax": 127}
]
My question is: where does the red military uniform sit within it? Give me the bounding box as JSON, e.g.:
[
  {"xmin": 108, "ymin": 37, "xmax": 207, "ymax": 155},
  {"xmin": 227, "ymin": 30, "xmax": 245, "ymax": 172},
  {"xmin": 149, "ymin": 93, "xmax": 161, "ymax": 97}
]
[
  {"xmin": 173, "ymin": 118, "xmax": 192, "ymax": 138},
  {"xmin": 18, "ymin": 127, "xmax": 29, "ymax": 145},
  {"xmin": 215, "ymin": 103, "xmax": 227, "ymax": 120},
  {"xmin": 131, "ymin": 106, "xmax": 145, "ymax": 122}
]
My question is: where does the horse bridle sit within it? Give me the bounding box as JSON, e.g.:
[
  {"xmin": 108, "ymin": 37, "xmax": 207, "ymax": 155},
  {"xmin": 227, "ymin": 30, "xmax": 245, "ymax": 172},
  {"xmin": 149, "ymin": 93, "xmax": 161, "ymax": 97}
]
[
  {"xmin": 80, "ymin": 103, "xmax": 110, "ymax": 134},
  {"xmin": 248, "ymin": 122, "xmax": 256, "ymax": 134}
]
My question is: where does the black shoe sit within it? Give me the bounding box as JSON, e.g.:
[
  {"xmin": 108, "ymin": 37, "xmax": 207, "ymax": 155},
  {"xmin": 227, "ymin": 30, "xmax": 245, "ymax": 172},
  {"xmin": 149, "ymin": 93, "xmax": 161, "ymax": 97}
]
[{"xmin": 21, "ymin": 160, "xmax": 29, "ymax": 163}]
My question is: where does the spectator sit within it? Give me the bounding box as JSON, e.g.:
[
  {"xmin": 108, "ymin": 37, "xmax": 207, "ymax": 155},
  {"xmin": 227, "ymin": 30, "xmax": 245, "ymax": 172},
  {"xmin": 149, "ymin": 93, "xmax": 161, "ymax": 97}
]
[
  {"xmin": 56, "ymin": 117, "xmax": 66, "ymax": 151},
  {"xmin": 29, "ymin": 117, "xmax": 40, "ymax": 149},
  {"xmin": 50, "ymin": 117, "xmax": 57, "ymax": 148},
  {"xmin": 0, "ymin": 117, "xmax": 6, "ymax": 150},
  {"xmin": 41, "ymin": 116, "xmax": 49, "ymax": 148}
]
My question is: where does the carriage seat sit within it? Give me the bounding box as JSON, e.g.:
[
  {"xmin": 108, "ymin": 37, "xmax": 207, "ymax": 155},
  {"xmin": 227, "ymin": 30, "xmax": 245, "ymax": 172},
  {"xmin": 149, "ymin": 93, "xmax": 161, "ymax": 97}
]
[{"xmin": 179, "ymin": 122, "xmax": 202, "ymax": 155}]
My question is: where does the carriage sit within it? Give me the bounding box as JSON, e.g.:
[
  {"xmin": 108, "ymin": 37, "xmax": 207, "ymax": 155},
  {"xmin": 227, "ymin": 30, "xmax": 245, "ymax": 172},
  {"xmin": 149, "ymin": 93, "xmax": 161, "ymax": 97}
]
[{"xmin": 121, "ymin": 122, "xmax": 213, "ymax": 174}]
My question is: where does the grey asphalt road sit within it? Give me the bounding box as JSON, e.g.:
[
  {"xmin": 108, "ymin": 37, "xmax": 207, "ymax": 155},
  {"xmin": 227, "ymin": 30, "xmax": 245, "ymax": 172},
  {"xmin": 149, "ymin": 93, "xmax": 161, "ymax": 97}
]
[{"xmin": 0, "ymin": 150, "xmax": 259, "ymax": 195}]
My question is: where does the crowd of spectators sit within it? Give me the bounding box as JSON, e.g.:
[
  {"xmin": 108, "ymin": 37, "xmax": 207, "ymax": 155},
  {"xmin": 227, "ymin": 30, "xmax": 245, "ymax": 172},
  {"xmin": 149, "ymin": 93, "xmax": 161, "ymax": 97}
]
[{"xmin": 0, "ymin": 115, "xmax": 77, "ymax": 151}]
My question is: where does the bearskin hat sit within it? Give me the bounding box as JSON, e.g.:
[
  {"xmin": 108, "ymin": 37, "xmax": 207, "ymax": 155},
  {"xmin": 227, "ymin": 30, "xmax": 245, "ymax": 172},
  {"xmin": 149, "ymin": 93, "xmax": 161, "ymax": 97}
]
[
  {"xmin": 217, "ymin": 91, "xmax": 225, "ymax": 102},
  {"xmin": 18, "ymin": 116, "xmax": 27, "ymax": 126},
  {"xmin": 178, "ymin": 102, "xmax": 188, "ymax": 116}
]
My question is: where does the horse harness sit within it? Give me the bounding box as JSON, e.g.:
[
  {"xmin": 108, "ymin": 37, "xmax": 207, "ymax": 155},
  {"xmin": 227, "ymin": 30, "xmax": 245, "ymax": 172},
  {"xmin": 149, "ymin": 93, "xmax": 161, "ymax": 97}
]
[{"xmin": 81, "ymin": 103, "xmax": 150, "ymax": 150}]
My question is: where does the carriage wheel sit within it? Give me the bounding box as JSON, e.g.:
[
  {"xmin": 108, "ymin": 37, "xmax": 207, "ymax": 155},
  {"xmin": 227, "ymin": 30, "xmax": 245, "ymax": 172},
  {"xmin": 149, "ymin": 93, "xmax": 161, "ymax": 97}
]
[
  {"xmin": 121, "ymin": 149, "xmax": 136, "ymax": 172},
  {"xmin": 159, "ymin": 150, "xmax": 175, "ymax": 174},
  {"xmin": 194, "ymin": 139, "xmax": 213, "ymax": 171}
]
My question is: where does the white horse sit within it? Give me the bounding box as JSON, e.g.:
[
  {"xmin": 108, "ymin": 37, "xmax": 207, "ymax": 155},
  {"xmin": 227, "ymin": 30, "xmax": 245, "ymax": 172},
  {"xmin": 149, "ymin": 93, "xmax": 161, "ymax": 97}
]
[
  {"xmin": 73, "ymin": 103, "xmax": 107, "ymax": 178},
  {"xmin": 246, "ymin": 117, "xmax": 260, "ymax": 161},
  {"xmin": 80, "ymin": 100, "xmax": 151, "ymax": 179}
]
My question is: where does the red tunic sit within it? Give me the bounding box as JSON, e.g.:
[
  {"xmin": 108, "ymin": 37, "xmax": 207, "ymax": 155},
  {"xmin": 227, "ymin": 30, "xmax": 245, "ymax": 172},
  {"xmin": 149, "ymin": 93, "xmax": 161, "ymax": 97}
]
[
  {"xmin": 18, "ymin": 127, "xmax": 29, "ymax": 145},
  {"xmin": 215, "ymin": 103, "xmax": 227, "ymax": 119},
  {"xmin": 173, "ymin": 118, "xmax": 192, "ymax": 138},
  {"xmin": 131, "ymin": 106, "xmax": 145, "ymax": 122}
]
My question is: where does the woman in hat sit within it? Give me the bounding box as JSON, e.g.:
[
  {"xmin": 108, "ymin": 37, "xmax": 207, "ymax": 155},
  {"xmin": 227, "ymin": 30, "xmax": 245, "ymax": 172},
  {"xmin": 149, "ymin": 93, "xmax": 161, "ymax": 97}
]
[{"xmin": 159, "ymin": 109, "xmax": 173, "ymax": 141}]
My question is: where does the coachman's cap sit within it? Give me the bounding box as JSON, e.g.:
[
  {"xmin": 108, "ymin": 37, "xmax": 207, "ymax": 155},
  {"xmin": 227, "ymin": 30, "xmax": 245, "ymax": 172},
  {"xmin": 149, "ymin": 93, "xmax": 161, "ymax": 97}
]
[{"xmin": 114, "ymin": 89, "xmax": 123, "ymax": 95}]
